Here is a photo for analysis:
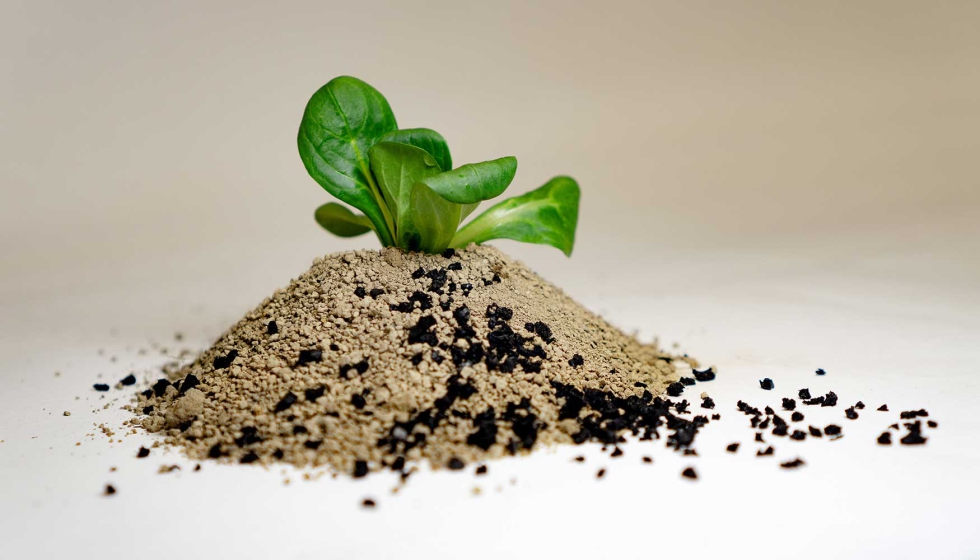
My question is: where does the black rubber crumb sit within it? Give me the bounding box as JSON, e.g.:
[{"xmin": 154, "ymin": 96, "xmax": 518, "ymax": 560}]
[
  {"xmin": 93, "ymin": 383, "xmax": 110, "ymax": 392},
  {"xmin": 568, "ymin": 354, "xmax": 584, "ymax": 368},
  {"xmin": 755, "ymin": 433, "xmax": 764, "ymax": 442},
  {"xmin": 642, "ymin": 456, "xmax": 653, "ymax": 464},
  {"xmin": 274, "ymin": 392, "xmax": 298, "ymax": 413},
  {"xmin": 782, "ymin": 398, "xmax": 796, "ymax": 411},
  {"xmin": 448, "ymin": 458, "xmax": 465, "ymax": 470},
  {"xmin": 362, "ymin": 498, "xmax": 376, "ymax": 508},
  {"xmin": 701, "ymin": 396, "xmax": 715, "ymax": 409},
  {"xmin": 877, "ymin": 432, "xmax": 892, "ymax": 445},
  {"xmin": 104, "ymin": 484, "xmax": 116, "ymax": 496},
  {"xmin": 194, "ymin": 464, "xmax": 201, "ymax": 471},
  {"xmin": 816, "ymin": 368, "xmax": 826, "ymax": 375},
  {"xmin": 267, "ymin": 320, "xmax": 279, "ymax": 334},
  {"xmin": 596, "ymin": 468, "xmax": 606, "ymax": 479},
  {"xmin": 120, "ymin": 374, "xmax": 136, "ymax": 386},
  {"xmin": 442, "ymin": 248, "xmax": 456, "ymax": 258},
  {"xmin": 351, "ymin": 394, "xmax": 367, "ymax": 409},
  {"xmin": 213, "ymin": 349, "xmax": 238, "ymax": 370},
  {"xmin": 781, "ymin": 458, "xmax": 805, "ymax": 469},
  {"xmin": 240, "ymin": 452, "xmax": 259, "ymax": 464},
  {"xmin": 666, "ymin": 382, "xmax": 685, "ymax": 397},
  {"xmin": 353, "ymin": 460, "xmax": 369, "ymax": 478},
  {"xmin": 900, "ymin": 421, "xmax": 927, "ymax": 445},
  {"xmin": 681, "ymin": 467, "xmax": 697, "ymax": 479},
  {"xmin": 137, "ymin": 447, "xmax": 150, "ymax": 458},
  {"xmin": 304, "ymin": 386, "xmax": 325, "ymax": 402},
  {"xmin": 845, "ymin": 407, "xmax": 858, "ymax": 420},
  {"xmin": 759, "ymin": 378, "xmax": 774, "ymax": 390},
  {"xmin": 878, "ymin": 404, "xmax": 889, "ymax": 412},
  {"xmin": 476, "ymin": 465, "xmax": 488, "ymax": 475},
  {"xmin": 824, "ymin": 424, "xmax": 842, "ymax": 437},
  {"xmin": 927, "ymin": 420, "xmax": 938, "ymax": 428},
  {"xmin": 296, "ymin": 349, "xmax": 322, "ymax": 366},
  {"xmin": 855, "ymin": 401, "xmax": 865, "ymax": 410},
  {"xmin": 822, "ymin": 391, "xmax": 838, "ymax": 407},
  {"xmin": 680, "ymin": 377, "xmax": 696, "ymax": 386},
  {"xmin": 711, "ymin": 414, "xmax": 721, "ymax": 420},
  {"xmin": 809, "ymin": 426, "xmax": 822, "ymax": 437},
  {"xmin": 727, "ymin": 443, "xmax": 740, "ymax": 453},
  {"xmin": 757, "ymin": 446, "xmax": 774, "ymax": 456},
  {"xmin": 610, "ymin": 447, "xmax": 623, "ymax": 458},
  {"xmin": 790, "ymin": 430, "xmax": 806, "ymax": 441},
  {"xmin": 791, "ymin": 412, "xmax": 804, "ymax": 422},
  {"xmin": 693, "ymin": 367, "xmax": 715, "ymax": 382},
  {"xmin": 798, "ymin": 388, "xmax": 811, "ymax": 400},
  {"xmin": 574, "ymin": 456, "xmax": 585, "ymax": 462}
]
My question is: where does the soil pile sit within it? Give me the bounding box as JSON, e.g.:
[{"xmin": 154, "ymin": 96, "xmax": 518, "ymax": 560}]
[{"xmin": 130, "ymin": 246, "xmax": 699, "ymax": 475}]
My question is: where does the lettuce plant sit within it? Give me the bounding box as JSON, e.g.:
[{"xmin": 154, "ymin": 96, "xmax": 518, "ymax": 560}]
[{"xmin": 298, "ymin": 76, "xmax": 580, "ymax": 255}]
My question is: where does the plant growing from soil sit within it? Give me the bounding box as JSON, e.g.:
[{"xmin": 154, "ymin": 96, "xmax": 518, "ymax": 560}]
[{"xmin": 298, "ymin": 76, "xmax": 580, "ymax": 255}]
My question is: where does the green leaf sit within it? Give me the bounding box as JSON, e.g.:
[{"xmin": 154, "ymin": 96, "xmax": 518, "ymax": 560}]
[
  {"xmin": 314, "ymin": 203, "xmax": 374, "ymax": 238},
  {"xmin": 297, "ymin": 76, "xmax": 398, "ymax": 245},
  {"xmin": 368, "ymin": 141, "xmax": 444, "ymax": 247},
  {"xmin": 460, "ymin": 202, "xmax": 480, "ymax": 221},
  {"xmin": 450, "ymin": 176, "xmax": 580, "ymax": 256},
  {"xmin": 378, "ymin": 128, "xmax": 452, "ymax": 173},
  {"xmin": 420, "ymin": 156, "xmax": 518, "ymax": 204},
  {"xmin": 410, "ymin": 183, "xmax": 462, "ymax": 253}
]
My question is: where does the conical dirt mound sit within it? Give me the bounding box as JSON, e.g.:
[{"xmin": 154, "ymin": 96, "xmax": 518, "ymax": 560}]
[{"xmin": 131, "ymin": 246, "xmax": 697, "ymax": 475}]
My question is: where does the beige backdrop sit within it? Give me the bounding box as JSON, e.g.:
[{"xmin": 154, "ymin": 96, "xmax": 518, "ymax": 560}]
[{"xmin": 2, "ymin": 0, "xmax": 978, "ymax": 301}]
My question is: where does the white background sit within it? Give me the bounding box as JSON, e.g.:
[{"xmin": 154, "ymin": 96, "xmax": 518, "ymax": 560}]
[{"xmin": 2, "ymin": 1, "xmax": 979, "ymax": 558}]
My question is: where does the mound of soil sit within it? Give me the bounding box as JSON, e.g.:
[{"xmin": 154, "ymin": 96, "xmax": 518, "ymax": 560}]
[{"xmin": 130, "ymin": 246, "xmax": 697, "ymax": 475}]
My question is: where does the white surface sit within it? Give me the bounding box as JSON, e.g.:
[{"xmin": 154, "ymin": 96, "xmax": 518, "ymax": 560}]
[
  {"xmin": 3, "ymin": 1, "xmax": 980, "ymax": 557},
  {"xmin": 1, "ymin": 246, "xmax": 978, "ymax": 559}
]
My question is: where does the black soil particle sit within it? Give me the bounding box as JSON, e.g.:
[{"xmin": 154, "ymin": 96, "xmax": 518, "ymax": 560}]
[{"xmin": 693, "ymin": 368, "xmax": 715, "ymax": 382}]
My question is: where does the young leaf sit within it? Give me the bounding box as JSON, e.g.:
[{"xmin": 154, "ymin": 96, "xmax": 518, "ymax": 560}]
[
  {"xmin": 378, "ymin": 128, "xmax": 452, "ymax": 173},
  {"xmin": 297, "ymin": 76, "xmax": 398, "ymax": 245},
  {"xmin": 420, "ymin": 156, "xmax": 518, "ymax": 204},
  {"xmin": 314, "ymin": 203, "xmax": 374, "ymax": 238},
  {"xmin": 460, "ymin": 202, "xmax": 480, "ymax": 222},
  {"xmin": 450, "ymin": 176, "xmax": 580, "ymax": 256},
  {"xmin": 368, "ymin": 142, "xmax": 443, "ymax": 247},
  {"xmin": 410, "ymin": 183, "xmax": 462, "ymax": 253}
]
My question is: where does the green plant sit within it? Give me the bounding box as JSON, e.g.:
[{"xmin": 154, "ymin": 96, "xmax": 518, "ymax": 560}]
[{"xmin": 298, "ymin": 76, "xmax": 580, "ymax": 255}]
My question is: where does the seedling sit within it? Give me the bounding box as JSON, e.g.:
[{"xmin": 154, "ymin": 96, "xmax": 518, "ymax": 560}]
[{"xmin": 298, "ymin": 76, "xmax": 580, "ymax": 255}]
